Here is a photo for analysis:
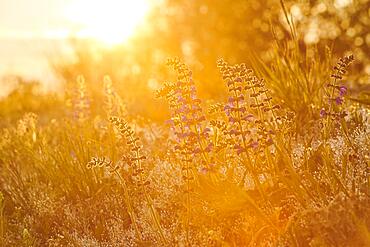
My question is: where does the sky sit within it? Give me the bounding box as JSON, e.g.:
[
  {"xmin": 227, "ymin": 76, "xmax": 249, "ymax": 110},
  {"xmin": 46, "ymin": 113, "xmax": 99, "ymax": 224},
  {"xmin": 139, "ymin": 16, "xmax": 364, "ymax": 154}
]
[
  {"xmin": 0, "ymin": 0, "xmax": 74, "ymax": 95},
  {"xmin": 0, "ymin": 0, "xmax": 72, "ymax": 39},
  {"xmin": 0, "ymin": 0, "xmax": 151, "ymax": 97}
]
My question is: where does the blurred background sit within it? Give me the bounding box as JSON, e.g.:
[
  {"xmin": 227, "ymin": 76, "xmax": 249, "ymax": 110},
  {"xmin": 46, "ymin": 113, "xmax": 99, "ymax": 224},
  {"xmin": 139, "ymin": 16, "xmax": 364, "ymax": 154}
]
[{"xmin": 0, "ymin": 0, "xmax": 369, "ymax": 120}]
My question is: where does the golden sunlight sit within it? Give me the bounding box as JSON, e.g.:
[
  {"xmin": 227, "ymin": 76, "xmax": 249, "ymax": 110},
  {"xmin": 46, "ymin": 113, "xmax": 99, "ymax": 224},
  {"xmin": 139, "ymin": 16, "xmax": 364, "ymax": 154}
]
[
  {"xmin": 65, "ymin": 0, "xmax": 150, "ymax": 45},
  {"xmin": 1, "ymin": 1, "xmax": 369, "ymax": 246}
]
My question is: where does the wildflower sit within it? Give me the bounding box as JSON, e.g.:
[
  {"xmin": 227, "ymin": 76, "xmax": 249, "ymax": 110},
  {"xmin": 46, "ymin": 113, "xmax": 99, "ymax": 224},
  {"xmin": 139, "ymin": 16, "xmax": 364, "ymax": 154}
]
[
  {"xmin": 69, "ymin": 75, "xmax": 91, "ymax": 123},
  {"xmin": 338, "ymin": 85, "xmax": 347, "ymax": 96},
  {"xmin": 266, "ymin": 138, "xmax": 273, "ymax": 146},
  {"xmin": 242, "ymin": 114, "xmax": 254, "ymax": 122},
  {"xmin": 70, "ymin": 151, "xmax": 77, "ymax": 160},
  {"xmin": 17, "ymin": 113, "xmax": 38, "ymax": 137},
  {"xmin": 320, "ymin": 108, "xmax": 327, "ymax": 118},
  {"xmin": 250, "ymin": 141, "xmax": 259, "ymax": 149},
  {"xmin": 335, "ymin": 97, "xmax": 344, "ymax": 105},
  {"xmin": 199, "ymin": 167, "xmax": 208, "ymax": 174},
  {"xmin": 233, "ymin": 144, "xmax": 245, "ymax": 155},
  {"xmin": 228, "ymin": 117, "xmax": 236, "ymax": 123},
  {"xmin": 236, "ymin": 148, "xmax": 245, "ymax": 155},
  {"xmin": 165, "ymin": 119, "xmax": 174, "ymax": 125},
  {"xmin": 229, "ymin": 129, "xmax": 240, "ymax": 135},
  {"xmin": 204, "ymin": 143, "xmax": 213, "ymax": 152},
  {"xmin": 87, "ymin": 157, "xmax": 116, "ymax": 172},
  {"xmin": 327, "ymin": 56, "xmax": 353, "ymax": 106}
]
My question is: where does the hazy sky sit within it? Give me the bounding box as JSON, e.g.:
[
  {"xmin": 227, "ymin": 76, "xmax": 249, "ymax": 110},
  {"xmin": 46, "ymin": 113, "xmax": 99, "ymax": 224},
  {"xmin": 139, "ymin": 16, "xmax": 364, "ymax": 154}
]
[
  {"xmin": 0, "ymin": 0, "xmax": 150, "ymax": 88},
  {"xmin": 0, "ymin": 0, "xmax": 76, "ymax": 92},
  {"xmin": 0, "ymin": 0, "xmax": 72, "ymax": 38}
]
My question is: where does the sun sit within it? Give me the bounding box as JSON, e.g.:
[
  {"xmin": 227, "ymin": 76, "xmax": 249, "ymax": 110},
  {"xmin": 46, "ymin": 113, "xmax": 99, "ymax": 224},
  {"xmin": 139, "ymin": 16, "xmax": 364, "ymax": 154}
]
[{"xmin": 65, "ymin": 0, "xmax": 150, "ymax": 45}]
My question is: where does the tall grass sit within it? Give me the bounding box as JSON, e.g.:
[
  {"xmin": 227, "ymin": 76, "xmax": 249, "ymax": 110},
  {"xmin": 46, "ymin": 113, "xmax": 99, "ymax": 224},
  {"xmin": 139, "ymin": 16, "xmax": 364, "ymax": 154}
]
[
  {"xmin": 1, "ymin": 48, "xmax": 368, "ymax": 245},
  {"xmin": 0, "ymin": 192, "xmax": 4, "ymax": 246},
  {"xmin": 0, "ymin": 7, "xmax": 369, "ymax": 244}
]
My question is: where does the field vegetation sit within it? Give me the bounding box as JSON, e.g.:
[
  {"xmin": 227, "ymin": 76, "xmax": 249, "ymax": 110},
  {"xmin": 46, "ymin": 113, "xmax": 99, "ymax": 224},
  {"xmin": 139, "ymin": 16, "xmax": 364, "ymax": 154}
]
[{"xmin": 0, "ymin": 0, "xmax": 369, "ymax": 246}]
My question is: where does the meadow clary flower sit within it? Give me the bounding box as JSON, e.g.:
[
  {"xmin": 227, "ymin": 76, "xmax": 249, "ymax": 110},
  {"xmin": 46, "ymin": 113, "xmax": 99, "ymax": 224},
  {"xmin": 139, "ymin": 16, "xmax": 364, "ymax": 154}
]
[
  {"xmin": 199, "ymin": 167, "xmax": 208, "ymax": 174},
  {"xmin": 338, "ymin": 85, "xmax": 347, "ymax": 96},
  {"xmin": 250, "ymin": 141, "xmax": 259, "ymax": 149},
  {"xmin": 335, "ymin": 97, "xmax": 344, "ymax": 105},
  {"xmin": 320, "ymin": 108, "xmax": 327, "ymax": 118}
]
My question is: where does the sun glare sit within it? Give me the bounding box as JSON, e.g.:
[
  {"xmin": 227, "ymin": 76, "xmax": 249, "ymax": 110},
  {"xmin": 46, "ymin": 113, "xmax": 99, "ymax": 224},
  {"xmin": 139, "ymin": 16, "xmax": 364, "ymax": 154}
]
[{"xmin": 65, "ymin": 0, "xmax": 150, "ymax": 45}]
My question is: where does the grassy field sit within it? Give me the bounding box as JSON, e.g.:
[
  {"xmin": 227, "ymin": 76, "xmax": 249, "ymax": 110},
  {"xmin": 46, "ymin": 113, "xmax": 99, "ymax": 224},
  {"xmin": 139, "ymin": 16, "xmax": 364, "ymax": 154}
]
[
  {"xmin": 0, "ymin": 50, "xmax": 369, "ymax": 246},
  {"xmin": 0, "ymin": 1, "xmax": 369, "ymax": 246}
]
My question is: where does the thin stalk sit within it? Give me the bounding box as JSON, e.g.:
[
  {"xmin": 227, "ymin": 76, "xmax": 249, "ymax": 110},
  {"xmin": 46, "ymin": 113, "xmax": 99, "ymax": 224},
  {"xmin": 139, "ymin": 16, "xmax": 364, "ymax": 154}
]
[
  {"xmin": 129, "ymin": 135, "xmax": 167, "ymax": 244},
  {"xmin": 227, "ymin": 74, "xmax": 264, "ymax": 198},
  {"xmin": 115, "ymin": 172, "xmax": 142, "ymax": 241},
  {"xmin": 0, "ymin": 195, "xmax": 4, "ymax": 247}
]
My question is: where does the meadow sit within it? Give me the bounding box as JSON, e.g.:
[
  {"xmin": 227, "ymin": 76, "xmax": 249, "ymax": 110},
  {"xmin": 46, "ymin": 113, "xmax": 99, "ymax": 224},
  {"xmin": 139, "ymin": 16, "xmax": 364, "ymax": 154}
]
[{"xmin": 0, "ymin": 0, "xmax": 369, "ymax": 246}]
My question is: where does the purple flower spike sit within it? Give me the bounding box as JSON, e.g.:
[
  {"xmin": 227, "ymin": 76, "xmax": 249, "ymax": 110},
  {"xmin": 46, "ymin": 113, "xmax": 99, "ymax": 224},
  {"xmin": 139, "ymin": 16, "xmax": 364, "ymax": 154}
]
[
  {"xmin": 180, "ymin": 105, "xmax": 188, "ymax": 113},
  {"xmin": 165, "ymin": 119, "xmax": 174, "ymax": 125},
  {"xmin": 233, "ymin": 144, "xmax": 244, "ymax": 154},
  {"xmin": 242, "ymin": 114, "xmax": 254, "ymax": 122},
  {"xmin": 320, "ymin": 108, "xmax": 327, "ymax": 118},
  {"xmin": 339, "ymin": 86, "xmax": 347, "ymax": 96},
  {"xmin": 199, "ymin": 167, "xmax": 208, "ymax": 175},
  {"xmin": 70, "ymin": 151, "xmax": 77, "ymax": 159},
  {"xmin": 229, "ymin": 129, "xmax": 238, "ymax": 135},
  {"xmin": 335, "ymin": 97, "xmax": 344, "ymax": 105},
  {"xmin": 250, "ymin": 141, "xmax": 259, "ymax": 149},
  {"xmin": 229, "ymin": 117, "xmax": 236, "ymax": 123},
  {"xmin": 178, "ymin": 96, "xmax": 186, "ymax": 103},
  {"xmin": 236, "ymin": 148, "xmax": 245, "ymax": 155},
  {"xmin": 203, "ymin": 128, "xmax": 211, "ymax": 133},
  {"xmin": 235, "ymin": 77, "xmax": 242, "ymax": 82},
  {"xmin": 198, "ymin": 116, "xmax": 206, "ymax": 122},
  {"xmin": 204, "ymin": 143, "xmax": 213, "ymax": 152},
  {"xmin": 233, "ymin": 144, "xmax": 242, "ymax": 150},
  {"xmin": 266, "ymin": 138, "xmax": 273, "ymax": 146}
]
